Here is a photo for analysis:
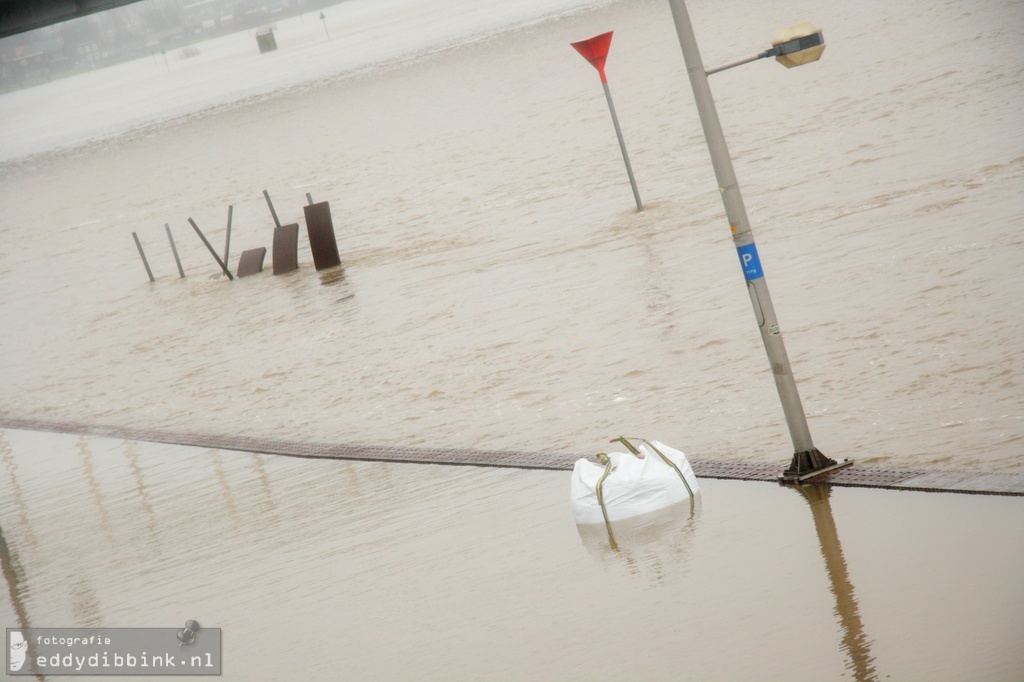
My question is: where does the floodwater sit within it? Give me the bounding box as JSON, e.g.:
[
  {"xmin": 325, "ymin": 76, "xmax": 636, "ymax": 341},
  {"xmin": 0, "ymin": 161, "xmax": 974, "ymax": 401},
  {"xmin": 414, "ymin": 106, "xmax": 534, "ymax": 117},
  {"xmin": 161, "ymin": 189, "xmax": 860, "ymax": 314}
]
[
  {"xmin": 1, "ymin": 0, "xmax": 1023, "ymax": 678},
  {"xmin": 2, "ymin": 429, "xmax": 1023, "ymax": 681},
  {"xmin": 0, "ymin": 0, "xmax": 1021, "ymax": 472}
]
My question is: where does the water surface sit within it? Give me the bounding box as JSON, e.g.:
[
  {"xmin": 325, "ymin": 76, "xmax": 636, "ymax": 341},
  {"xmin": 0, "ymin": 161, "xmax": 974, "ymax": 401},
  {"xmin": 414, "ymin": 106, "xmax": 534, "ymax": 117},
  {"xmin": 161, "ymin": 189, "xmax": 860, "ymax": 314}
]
[
  {"xmin": 1, "ymin": 0, "xmax": 1022, "ymax": 471},
  {"xmin": 2, "ymin": 428, "xmax": 1022, "ymax": 680}
]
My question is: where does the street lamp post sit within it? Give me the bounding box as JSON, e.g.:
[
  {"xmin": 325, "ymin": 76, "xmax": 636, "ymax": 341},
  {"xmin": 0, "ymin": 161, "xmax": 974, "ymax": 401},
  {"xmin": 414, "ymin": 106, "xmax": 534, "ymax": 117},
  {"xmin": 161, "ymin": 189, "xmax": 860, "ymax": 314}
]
[{"xmin": 666, "ymin": 0, "xmax": 846, "ymax": 481}]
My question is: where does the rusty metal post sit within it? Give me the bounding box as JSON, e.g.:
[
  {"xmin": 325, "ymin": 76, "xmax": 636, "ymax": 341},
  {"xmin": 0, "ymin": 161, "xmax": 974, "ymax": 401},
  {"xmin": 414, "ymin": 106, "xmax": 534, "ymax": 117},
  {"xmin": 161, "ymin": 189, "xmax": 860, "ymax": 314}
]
[
  {"xmin": 272, "ymin": 224, "xmax": 299, "ymax": 275},
  {"xmin": 236, "ymin": 247, "xmax": 267, "ymax": 277},
  {"xmin": 303, "ymin": 201, "xmax": 342, "ymax": 270}
]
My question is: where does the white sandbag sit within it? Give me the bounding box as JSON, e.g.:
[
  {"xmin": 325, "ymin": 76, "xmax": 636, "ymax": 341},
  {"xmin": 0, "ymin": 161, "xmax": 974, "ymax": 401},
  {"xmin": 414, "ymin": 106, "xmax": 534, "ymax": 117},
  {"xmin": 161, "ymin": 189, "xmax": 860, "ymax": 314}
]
[{"xmin": 570, "ymin": 440, "xmax": 700, "ymax": 525}]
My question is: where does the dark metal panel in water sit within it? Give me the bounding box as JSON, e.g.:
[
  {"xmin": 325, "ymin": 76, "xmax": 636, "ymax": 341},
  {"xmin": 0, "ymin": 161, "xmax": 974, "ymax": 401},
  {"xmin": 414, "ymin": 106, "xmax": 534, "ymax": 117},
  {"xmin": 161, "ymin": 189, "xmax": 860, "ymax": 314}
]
[
  {"xmin": 272, "ymin": 224, "xmax": 299, "ymax": 275},
  {"xmin": 236, "ymin": 247, "xmax": 267, "ymax": 278},
  {"xmin": 303, "ymin": 202, "xmax": 341, "ymax": 271}
]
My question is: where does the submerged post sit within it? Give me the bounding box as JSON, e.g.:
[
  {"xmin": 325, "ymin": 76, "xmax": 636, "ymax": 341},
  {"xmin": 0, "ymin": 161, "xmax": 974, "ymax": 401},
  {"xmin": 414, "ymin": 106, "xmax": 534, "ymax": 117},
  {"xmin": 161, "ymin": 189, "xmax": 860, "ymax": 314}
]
[
  {"xmin": 666, "ymin": 0, "xmax": 839, "ymax": 480},
  {"xmin": 165, "ymin": 223, "xmax": 185, "ymax": 278},
  {"xmin": 187, "ymin": 218, "xmax": 234, "ymax": 280},
  {"xmin": 602, "ymin": 81, "xmax": 644, "ymax": 213},
  {"xmin": 132, "ymin": 232, "xmax": 155, "ymax": 283},
  {"xmin": 223, "ymin": 205, "xmax": 234, "ymax": 267},
  {"xmin": 571, "ymin": 31, "xmax": 644, "ymax": 212},
  {"xmin": 263, "ymin": 190, "xmax": 282, "ymax": 229}
]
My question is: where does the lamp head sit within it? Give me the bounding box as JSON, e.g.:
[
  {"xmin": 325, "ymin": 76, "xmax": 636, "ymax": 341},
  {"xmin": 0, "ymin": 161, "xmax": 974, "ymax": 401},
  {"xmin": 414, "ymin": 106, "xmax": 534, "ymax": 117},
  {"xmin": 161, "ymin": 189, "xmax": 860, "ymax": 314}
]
[{"xmin": 771, "ymin": 21, "xmax": 825, "ymax": 68}]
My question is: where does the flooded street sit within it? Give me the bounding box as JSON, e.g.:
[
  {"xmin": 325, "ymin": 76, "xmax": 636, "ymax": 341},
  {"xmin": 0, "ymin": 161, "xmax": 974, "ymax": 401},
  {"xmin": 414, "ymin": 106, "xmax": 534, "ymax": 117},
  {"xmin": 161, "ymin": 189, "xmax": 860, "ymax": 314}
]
[
  {"xmin": 2, "ymin": 429, "xmax": 1023, "ymax": 680},
  {"xmin": 0, "ymin": 0, "xmax": 1021, "ymax": 471},
  {"xmin": 1, "ymin": 0, "xmax": 1023, "ymax": 678}
]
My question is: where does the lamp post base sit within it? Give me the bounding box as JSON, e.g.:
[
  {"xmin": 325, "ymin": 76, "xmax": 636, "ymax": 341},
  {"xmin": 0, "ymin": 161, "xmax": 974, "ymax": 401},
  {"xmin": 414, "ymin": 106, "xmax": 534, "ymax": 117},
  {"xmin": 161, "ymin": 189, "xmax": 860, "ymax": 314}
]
[{"xmin": 780, "ymin": 449, "xmax": 851, "ymax": 483}]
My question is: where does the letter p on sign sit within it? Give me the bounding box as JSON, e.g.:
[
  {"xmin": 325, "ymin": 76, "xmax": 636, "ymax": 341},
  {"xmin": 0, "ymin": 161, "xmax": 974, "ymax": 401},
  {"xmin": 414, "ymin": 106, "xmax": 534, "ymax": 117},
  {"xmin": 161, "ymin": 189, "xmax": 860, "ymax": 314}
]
[{"xmin": 736, "ymin": 243, "xmax": 764, "ymax": 281}]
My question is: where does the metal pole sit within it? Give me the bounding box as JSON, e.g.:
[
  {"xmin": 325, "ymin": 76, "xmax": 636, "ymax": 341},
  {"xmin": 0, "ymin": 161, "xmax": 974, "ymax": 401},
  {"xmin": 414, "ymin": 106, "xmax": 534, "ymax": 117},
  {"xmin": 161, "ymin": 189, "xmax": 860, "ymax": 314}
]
[
  {"xmin": 263, "ymin": 190, "xmax": 282, "ymax": 229},
  {"xmin": 666, "ymin": 0, "xmax": 837, "ymax": 479},
  {"xmin": 187, "ymin": 218, "xmax": 234, "ymax": 280},
  {"xmin": 705, "ymin": 52, "xmax": 768, "ymax": 76},
  {"xmin": 602, "ymin": 81, "xmax": 644, "ymax": 212},
  {"xmin": 223, "ymin": 205, "xmax": 233, "ymax": 266},
  {"xmin": 306, "ymin": 193, "xmax": 314, "ymax": 206},
  {"xmin": 132, "ymin": 232, "xmax": 155, "ymax": 282},
  {"xmin": 165, "ymin": 223, "xmax": 185, "ymax": 278}
]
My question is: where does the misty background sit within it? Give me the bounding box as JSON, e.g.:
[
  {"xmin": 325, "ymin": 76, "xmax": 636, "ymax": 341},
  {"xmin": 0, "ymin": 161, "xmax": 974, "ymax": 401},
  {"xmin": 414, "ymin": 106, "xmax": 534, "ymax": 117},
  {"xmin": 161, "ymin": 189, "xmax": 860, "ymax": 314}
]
[{"xmin": 0, "ymin": 0, "xmax": 349, "ymax": 90}]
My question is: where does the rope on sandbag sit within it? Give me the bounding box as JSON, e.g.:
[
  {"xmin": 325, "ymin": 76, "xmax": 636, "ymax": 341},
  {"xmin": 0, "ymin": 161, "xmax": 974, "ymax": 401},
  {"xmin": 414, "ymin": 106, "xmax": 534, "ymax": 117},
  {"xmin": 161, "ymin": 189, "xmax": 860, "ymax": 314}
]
[
  {"xmin": 610, "ymin": 436, "xmax": 695, "ymax": 499},
  {"xmin": 594, "ymin": 452, "xmax": 618, "ymax": 551}
]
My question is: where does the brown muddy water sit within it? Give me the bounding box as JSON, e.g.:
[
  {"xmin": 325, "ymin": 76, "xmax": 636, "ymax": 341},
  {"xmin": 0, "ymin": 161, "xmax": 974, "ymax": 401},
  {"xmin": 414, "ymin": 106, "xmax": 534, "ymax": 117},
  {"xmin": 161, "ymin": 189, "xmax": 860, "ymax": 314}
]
[
  {"xmin": 1, "ymin": 0, "xmax": 1023, "ymax": 678},
  {"xmin": 0, "ymin": 0, "xmax": 1022, "ymax": 472},
  {"xmin": 2, "ymin": 429, "xmax": 1023, "ymax": 681}
]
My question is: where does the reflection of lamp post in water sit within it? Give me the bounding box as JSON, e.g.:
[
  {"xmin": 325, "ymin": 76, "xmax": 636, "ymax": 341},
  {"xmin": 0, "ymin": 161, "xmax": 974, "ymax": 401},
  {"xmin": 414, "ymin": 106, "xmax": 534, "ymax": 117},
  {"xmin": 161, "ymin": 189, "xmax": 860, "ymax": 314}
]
[
  {"xmin": 796, "ymin": 484, "xmax": 878, "ymax": 681},
  {"xmin": 666, "ymin": 0, "xmax": 849, "ymax": 481}
]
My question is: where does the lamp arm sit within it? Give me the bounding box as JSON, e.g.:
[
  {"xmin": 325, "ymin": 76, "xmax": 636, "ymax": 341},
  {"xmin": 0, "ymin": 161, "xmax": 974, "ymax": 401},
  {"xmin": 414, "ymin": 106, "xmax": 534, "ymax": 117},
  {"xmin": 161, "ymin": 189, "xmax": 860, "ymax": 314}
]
[{"xmin": 705, "ymin": 49, "xmax": 774, "ymax": 76}]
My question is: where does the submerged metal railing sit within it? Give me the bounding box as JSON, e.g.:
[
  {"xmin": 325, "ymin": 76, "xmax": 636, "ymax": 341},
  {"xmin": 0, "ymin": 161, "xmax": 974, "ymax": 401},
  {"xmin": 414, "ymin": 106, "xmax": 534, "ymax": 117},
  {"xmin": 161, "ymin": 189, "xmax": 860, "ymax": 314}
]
[{"xmin": 0, "ymin": 417, "xmax": 1021, "ymax": 496}]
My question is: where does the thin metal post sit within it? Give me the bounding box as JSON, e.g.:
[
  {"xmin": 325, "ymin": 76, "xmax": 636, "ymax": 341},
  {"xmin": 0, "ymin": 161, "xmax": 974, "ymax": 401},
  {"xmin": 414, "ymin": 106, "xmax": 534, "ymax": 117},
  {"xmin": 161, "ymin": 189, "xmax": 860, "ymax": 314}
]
[
  {"xmin": 602, "ymin": 81, "xmax": 644, "ymax": 212},
  {"xmin": 223, "ymin": 205, "xmax": 233, "ymax": 267},
  {"xmin": 705, "ymin": 52, "xmax": 767, "ymax": 76},
  {"xmin": 263, "ymin": 190, "xmax": 282, "ymax": 229},
  {"xmin": 187, "ymin": 218, "xmax": 234, "ymax": 280},
  {"xmin": 132, "ymin": 232, "xmax": 155, "ymax": 282},
  {"xmin": 666, "ymin": 0, "xmax": 836, "ymax": 479},
  {"xmin": 165, "ymin": 223, "xmax": 185, "ymax": 278},
  {"xmin": 306, "ymin": 193, "xmax": 314, "ymax": 206}
]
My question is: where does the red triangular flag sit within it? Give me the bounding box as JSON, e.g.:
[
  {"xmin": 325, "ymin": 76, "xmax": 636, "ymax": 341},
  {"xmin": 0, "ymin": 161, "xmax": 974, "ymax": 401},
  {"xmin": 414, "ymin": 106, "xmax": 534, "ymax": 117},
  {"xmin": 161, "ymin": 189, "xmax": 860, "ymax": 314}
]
[{"xmin": 571, "ymin": 31, "xmax": 613, "ymax": 83}]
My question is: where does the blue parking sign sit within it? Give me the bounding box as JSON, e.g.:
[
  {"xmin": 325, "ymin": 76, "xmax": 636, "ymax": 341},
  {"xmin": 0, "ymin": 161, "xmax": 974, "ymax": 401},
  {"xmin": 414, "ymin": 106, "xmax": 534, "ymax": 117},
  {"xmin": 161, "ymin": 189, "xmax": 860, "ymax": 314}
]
[{"xmin": 736, "ymin": 243, "xmax": 764, "ymax": 281}]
